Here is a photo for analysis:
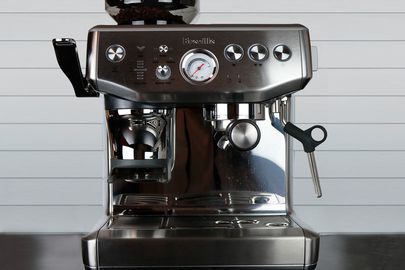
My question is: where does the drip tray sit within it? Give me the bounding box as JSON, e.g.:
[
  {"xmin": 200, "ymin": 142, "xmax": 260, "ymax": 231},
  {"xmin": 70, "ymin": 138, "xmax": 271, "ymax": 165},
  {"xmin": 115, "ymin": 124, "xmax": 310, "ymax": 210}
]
[
  {"xmin": 107, "ymin": 215, "xmax": 291, "ymax": 230},
  {"xmin": 89, "ymin": 215, "xmax": 318, "ymax": 269}
]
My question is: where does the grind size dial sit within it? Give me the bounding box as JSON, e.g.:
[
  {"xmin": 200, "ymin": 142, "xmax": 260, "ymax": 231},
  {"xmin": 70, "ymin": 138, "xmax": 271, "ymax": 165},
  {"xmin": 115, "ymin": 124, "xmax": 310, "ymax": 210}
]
[{"xmin": 180, "ymin": 49, "xmax": 219, "ymax": 84}]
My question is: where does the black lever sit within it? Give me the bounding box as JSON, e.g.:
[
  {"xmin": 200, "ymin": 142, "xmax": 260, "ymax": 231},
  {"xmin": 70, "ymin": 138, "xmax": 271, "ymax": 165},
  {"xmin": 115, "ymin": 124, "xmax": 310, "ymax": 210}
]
[
  {"xmin": 52, "ymin": 38, "xmax": 99, "ymax": 97},
  {"xmin": 284, "ymin": 123, "xmax": 327, "ymax": 153},
  {"xmin": 284, "ymin": 123, "xmax": 327, "ymax": 198}
]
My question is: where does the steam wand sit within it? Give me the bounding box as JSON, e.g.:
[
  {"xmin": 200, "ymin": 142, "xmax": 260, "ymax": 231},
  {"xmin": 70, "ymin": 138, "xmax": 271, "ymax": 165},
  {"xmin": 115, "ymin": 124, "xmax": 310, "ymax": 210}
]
[{"xmin": 270, "ymin": 98, "xmax": 327, "ymax": 198}]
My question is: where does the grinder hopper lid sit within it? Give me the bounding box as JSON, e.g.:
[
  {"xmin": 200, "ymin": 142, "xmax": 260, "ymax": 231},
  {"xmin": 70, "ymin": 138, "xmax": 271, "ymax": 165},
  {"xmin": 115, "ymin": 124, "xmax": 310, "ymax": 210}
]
[{"xmin": 106, "ymin": 0, "xmax": 197, "ymax": 25}]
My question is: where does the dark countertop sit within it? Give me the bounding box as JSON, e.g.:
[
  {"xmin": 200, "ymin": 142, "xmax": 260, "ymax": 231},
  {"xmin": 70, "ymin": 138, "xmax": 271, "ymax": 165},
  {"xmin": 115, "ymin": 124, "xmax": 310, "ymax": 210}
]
[{"xmin": 1, "ymin": 234, "xmax": 405, "ymax": 270}]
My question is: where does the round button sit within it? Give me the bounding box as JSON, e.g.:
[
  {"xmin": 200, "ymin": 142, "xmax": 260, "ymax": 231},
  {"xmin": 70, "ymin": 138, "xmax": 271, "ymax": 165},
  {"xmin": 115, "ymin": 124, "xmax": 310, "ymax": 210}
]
[
  {"xmin": 156, "ymin": 65, "xmax": 171, "ymax": 81},
  {"xmin": 224, "ymin": 44, "xmax": 244, "ymax": 62},
  {"xmin": 248, "ymin": 44, "xmax": 269, "ymax": 62},
  {"xmin": 274, "ymin": 45, "xmax": 292, "ymax": 61},
  {"xmin": 159, "ymin": 45, "xmax": 169, "ymax": 54},
  {"xmin": 106, "ymin": 45, "xmax": 126, "ymax": 63}
]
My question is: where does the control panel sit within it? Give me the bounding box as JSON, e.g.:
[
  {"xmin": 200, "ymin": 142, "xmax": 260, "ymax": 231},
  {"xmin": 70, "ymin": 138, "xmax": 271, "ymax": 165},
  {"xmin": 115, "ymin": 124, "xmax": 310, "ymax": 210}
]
[{"xmin": 87, "ymin": 25, "xmax": 312, "ymax": 104}]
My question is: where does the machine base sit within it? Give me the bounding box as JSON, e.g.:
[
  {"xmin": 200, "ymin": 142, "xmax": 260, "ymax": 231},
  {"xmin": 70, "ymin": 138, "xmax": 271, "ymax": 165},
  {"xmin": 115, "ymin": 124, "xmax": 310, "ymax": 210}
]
[
  {"xmin": 85, "ymin": 267, "xmax": 317, "ymax": 270},
  {"xmin": 82, "ymin": 215, "xmax": 319, "ymax": 270}
]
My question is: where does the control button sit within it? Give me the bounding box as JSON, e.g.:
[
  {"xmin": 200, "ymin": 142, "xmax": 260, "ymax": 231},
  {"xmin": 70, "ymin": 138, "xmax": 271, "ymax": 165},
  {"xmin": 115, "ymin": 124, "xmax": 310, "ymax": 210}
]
[
  {"xmin": 274, "ymin": 45, "xmax": 292, "ymax": 61},
  {"xmin": 106, "ymin": 45, "xmax": 126, "ymax": 63},
  {"xmin": 159, "ymin": 45, "xmax": 169, "ymax": 54},
  {"xmin": 248, "ymin": 44, "xmax": 269, "ymax": 62},
  {"xmin": 156, "ymin": 65, "xmax": 171, "ymax": 81},
  {"xmin": 224, "ymin": 44, "xmax": 244, "ymax": 62}
]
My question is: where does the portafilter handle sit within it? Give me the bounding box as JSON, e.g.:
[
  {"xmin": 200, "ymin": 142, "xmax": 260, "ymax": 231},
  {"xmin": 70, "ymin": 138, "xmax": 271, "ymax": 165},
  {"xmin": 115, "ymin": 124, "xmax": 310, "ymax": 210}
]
[
  {"xmin": 284, "ymin": 123, "xmax": 327, "ymax": 198},
  {"xmin": 52, "ymin": 38, "xmax": 99, "ymax": 97}
]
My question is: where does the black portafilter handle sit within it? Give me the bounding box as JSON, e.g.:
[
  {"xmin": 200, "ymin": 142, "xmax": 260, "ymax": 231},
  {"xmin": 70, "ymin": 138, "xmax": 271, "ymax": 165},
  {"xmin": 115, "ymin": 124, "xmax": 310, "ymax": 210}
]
[
  {"xmin": 284, "ymin": 123, "xmax": 327, "ymax": 198},
  {"xmin": 284, "ymin": 123, "xmax": 327, "ymax": 153},
  {"xmin": 52, "ymin": 38, "xmax": 99, "ymax": 98}
]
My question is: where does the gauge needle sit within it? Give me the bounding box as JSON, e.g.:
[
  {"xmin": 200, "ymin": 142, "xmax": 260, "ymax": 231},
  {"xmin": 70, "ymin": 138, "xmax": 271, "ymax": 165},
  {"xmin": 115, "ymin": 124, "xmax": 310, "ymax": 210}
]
[{"xmin": 191, "ymin": 63, "xmax": 205, "ymax": 77}]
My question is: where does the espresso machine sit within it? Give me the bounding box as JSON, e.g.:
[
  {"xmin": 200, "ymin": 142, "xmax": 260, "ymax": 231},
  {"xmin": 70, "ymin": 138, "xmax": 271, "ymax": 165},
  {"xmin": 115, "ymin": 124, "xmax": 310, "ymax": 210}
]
[{"xmin": 53, "ymin": 1, "xmax": 327, "ymax": 269}]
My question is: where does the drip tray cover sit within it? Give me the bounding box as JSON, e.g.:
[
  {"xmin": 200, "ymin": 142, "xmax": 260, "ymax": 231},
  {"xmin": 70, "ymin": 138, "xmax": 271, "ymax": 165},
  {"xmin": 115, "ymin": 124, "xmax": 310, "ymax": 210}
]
[{"xmin": 85, "ymin": 215, "xmax": 319, "ymax": 268}]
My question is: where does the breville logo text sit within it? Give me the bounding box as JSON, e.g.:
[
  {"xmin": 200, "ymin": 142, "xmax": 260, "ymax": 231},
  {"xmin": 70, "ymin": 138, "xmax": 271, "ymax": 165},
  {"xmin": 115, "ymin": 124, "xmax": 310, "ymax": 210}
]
[{"xmin": 183, "ymin": 37, "xmax": 216, "ymax": 45}]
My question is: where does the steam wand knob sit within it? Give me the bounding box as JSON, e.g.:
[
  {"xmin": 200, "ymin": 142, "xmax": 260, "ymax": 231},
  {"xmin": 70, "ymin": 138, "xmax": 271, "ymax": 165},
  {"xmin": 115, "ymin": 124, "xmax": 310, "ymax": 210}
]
[{"xmin": 283, "ymin": 123, "xmax": 327, "ymax": 198}]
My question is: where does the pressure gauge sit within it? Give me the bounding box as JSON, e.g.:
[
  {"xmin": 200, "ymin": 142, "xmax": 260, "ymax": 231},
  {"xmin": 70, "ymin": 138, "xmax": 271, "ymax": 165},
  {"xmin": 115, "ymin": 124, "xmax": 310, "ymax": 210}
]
[{"xmin": 180, "ymin": 49, "xmax": 219, "ymax": 84}]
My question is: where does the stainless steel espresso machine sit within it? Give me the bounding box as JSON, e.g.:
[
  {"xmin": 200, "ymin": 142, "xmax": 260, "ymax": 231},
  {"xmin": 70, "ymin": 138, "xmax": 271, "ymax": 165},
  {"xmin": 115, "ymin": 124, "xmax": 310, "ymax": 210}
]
[{"xmin": 53, "ymin": 1, "xmax": 327, "ymax": 269}]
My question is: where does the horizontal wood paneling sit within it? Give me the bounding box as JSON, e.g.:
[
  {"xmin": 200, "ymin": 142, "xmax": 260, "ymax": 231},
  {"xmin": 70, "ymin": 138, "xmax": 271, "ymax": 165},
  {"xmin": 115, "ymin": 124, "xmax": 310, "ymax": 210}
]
[
  {"xmin": 0, "ymin": 0, "xmax": 104, "ymax": 12},
  {"xmin": 0, "ymin": 97, "xmax": 103, "ymax": 123},
  {"xmin": 0, "ymin": 124, "xmax": 103, "ymax": 150},
  {"xmin": 199, "ymin": 0, "xmax": 405, "ymax": 13},
  {"xmin": 315, "ymin": 41, "xmax": 405, "ymax": 68},
  {"xmin": 196, "ymin": 14, "xmax": 405, "ymax": 41},
  {"xmin": 295, "ymin": 206, "xmax": 405, "ymax": 233},
  {"xmin": 292, "ymin": 124, "xmax": 405, "ymax": 151},
  {"xmin": 0, "ymin": 206, "xmax": 104, "ymax": 233},
  {"xmin": 294, "ymin": 97, "xmax": 405, "ymax": 124},
  {"xmin": 2, "ymin": 0, "xmax": 405, "ymax": 13},
  {"xmin": 0, "ymin": 41, "xmax": 87, "ymax": 68},
  {"xmin": 293, "ymin": 151, "xmax": 405, "ymax": 178},
  {"xmin": 0, "ymin": 14, "xmax": 113, "ymax": 41},
  {"xmin": 0, "ymin": 152, "xmax": 103, "ymax": 178},
  {"xmin": 0, "ymin": 179, "xmax": 103, "ymax": 205},
  {"xmin": 293, "ymin": 179, "xmax": 405, "ymax": 205},
  {"xmin": 1, "ymin": 14, "xmax": 405, "ymax": 41},
  {"xmin": 0, "ymin": 69, "xmax": 77, "ymax": 96},
  {"xmin": 300, "ymin": 69, "xmax": 405, "ymax": 96}
]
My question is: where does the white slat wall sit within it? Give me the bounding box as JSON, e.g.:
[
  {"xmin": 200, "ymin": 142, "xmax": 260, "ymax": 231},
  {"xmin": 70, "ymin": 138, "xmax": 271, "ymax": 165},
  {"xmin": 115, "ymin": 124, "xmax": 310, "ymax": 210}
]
[
  {"xmin": 1, "ymin": 0, "xmax": 404, "ymax": 233},
  {"xmin": 0, "ymin": 0, "xmax": 110, "ymax": 233}
]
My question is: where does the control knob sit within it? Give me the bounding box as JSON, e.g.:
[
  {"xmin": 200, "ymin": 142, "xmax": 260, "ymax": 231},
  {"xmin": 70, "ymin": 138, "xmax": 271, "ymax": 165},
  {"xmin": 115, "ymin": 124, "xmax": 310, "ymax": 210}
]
[
  {"xmin": 248, "ymin": 44, "xmax": 269, "ymax": 62},
  {"xmin": 159, "ymin": 45, "xmax": 169, "ymax": 54},
  {"xmin": 224, "ymin": 44, "xmax": 244, "ymax": 62},
  {"xmin": 156, "ymin": 65, "xmax": 172, "ymax": 81},
  {"xmin": 274, "ymin": 45, "xmax": 292, "ymax": 61}
]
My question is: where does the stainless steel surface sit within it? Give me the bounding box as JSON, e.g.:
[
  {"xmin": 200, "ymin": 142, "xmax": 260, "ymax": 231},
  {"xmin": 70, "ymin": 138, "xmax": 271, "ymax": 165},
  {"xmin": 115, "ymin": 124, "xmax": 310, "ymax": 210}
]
[
  {"xmin": 114, "ymin": 192, "xmax": 285, "ymax": 215},
  {"xmin": 307, "ymin": 152, "xmax": 322, "ymax": 198},
  {"xmin": 228, "ymin": 120, "xmax": 261, "ymax": 151},
  {"xmin": 88, "ymin": 25, "xmax": 312, "ymax": 104},
  {"xmin": 82, "ymin": 215, "xmax": 316, "ymax": 269},
  {"xmin": 109, "ymin": 106, "xmax": 288, "ymax": 216},
  {"xmin": 3, "ymin": 234, "xmax": 405, "ymax": 270},
  {"xmin": 204, "ymin": 103, "xmax": 266, "ymax": 122},
  {"xmin": 106, "ymin": 108, "xmax": 175, "ymax": 183}
]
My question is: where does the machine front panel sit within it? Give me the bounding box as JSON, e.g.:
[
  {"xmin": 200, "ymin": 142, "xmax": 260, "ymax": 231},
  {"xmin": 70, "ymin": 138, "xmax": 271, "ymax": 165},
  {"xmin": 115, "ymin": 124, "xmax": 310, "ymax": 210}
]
[{"xmin": 90, "ymin": 25, "xmax": 311, "ymax": 104}]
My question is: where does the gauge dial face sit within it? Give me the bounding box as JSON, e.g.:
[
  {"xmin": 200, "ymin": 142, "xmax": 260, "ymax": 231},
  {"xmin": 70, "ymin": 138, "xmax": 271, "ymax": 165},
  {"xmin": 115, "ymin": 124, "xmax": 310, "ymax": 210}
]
[{"xmin": 181, "ymin": 49, "xmax": 219, "ymax": 84}]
